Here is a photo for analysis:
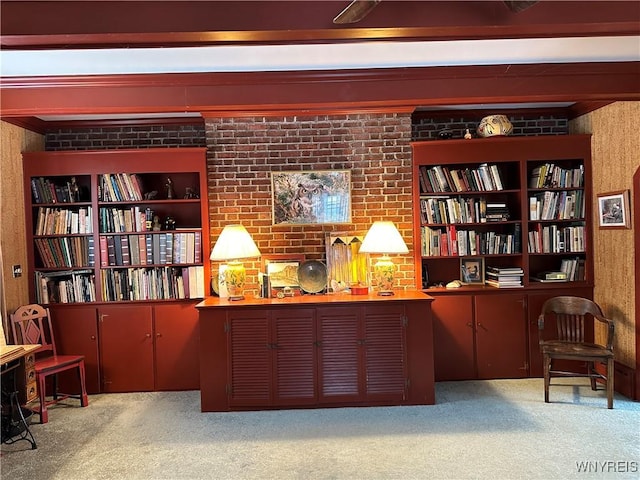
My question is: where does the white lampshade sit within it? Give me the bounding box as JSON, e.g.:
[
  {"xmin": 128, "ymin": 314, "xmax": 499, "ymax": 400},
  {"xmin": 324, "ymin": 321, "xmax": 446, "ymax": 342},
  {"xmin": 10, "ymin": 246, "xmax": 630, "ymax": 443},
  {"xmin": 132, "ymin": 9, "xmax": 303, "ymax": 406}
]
[
  {"xmin": 210, "ymin": 225, "xmax": 261, "ymax": 261},
  {"xmin": 359, "ymin": 221, "xmax": 409, "ymax": 254}
]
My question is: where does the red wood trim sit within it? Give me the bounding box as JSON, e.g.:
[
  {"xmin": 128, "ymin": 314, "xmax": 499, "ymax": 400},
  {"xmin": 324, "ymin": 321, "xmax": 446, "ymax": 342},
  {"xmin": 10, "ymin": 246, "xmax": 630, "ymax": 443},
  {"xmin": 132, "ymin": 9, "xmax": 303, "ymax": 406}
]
[
  {"xmin": 2, "ymin": 63, "xmax": 639, "ymax": 118},
  {"xmin": 2, "ymin": 1, "xmax": 638, "ymax": 49},
  {"xmin": 3, "ymin": 22, "xmax": 640, "ymax": 49},
  {"xmin": 201, "ymin": 106, "xmax": 415, "ymax": 118},
  {"xmin": 634, "ymin": 165, "xmax": 640, "ymax": 400}
]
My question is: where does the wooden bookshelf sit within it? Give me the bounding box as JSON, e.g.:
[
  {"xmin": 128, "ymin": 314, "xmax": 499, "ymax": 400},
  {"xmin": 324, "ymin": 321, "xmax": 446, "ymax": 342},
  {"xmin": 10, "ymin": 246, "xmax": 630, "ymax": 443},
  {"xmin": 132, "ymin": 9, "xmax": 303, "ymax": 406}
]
[
  {"xmin": 411, "ymin": 135, "xmax": 594, "ymax": 381},
  {"xmin": 22, "ymin": 148, "xmax": 209, "ymax": 393},
  {"xmin": 23, "ymin": 148, "xmax": 209, "ymax": 305}
]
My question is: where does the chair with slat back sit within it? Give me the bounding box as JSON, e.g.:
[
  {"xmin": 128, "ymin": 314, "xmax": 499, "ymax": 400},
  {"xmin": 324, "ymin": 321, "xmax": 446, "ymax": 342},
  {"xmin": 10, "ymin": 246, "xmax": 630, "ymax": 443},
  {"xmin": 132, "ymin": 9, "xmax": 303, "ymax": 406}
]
[
  {"xmin": 10, "ymin": 304, "xmax": 89, "ymax": 423},
  {"xmin": 538, "ymin": 296, "xmax": 615, "ymax": 409}
]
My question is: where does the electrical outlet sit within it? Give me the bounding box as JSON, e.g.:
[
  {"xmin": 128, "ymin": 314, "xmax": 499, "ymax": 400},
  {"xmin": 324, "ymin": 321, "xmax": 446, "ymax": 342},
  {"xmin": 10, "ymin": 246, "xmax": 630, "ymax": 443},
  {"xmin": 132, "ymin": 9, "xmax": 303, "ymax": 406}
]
[{"xmin": 12, "ymin": 265, "xmax": 22, "ymax": 278}]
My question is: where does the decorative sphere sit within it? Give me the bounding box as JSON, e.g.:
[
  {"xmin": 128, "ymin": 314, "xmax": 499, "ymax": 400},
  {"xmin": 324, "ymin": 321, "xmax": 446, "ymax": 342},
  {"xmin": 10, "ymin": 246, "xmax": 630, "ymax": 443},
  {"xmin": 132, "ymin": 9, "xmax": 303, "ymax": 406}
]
[{"xmin": 477, "ymin": 115, "xmax": 513, "ymax": 137}]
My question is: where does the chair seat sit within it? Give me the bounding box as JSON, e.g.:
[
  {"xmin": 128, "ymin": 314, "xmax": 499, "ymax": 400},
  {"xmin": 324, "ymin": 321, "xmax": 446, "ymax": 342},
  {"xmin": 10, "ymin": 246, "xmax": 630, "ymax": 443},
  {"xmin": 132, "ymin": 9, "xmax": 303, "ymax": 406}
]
[
  {"xmin": 35, "ymin": 354, "xmax": 85, "ymax": 373},
  {"xmin": 541, "ymin": 341, "xmax": 614, "ymax": 359}
]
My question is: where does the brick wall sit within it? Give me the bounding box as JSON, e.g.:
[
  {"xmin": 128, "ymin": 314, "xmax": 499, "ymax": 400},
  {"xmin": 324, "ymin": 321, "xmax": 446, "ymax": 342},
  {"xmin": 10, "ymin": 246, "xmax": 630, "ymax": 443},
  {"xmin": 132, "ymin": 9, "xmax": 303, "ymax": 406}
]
[
  {"xmin": 44, "ymin": 124, "xmax": 206, "ymax": 150},
  {"xmin": 412, "ymin": 114, "xmax": 568, "ymax": 140},
  {"xmin": 205, "ymin": 114, "xmax": 414, "ymax": 294}
]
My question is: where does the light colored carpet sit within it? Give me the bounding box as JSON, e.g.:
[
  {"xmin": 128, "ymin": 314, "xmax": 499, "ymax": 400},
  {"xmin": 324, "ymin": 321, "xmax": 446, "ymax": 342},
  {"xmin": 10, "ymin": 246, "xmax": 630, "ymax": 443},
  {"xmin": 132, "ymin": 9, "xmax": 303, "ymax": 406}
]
[{"xmin": 1, "ymin": 378, "xmax": 639, "ymax": 480}]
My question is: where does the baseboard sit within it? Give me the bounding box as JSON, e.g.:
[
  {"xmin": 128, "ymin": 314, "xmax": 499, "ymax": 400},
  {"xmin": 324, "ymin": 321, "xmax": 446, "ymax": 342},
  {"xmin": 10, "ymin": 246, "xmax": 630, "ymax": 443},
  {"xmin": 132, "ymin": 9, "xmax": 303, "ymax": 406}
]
[{"xmin": 614, "ymin": 362, "xmax": 636, "ymax": 400}]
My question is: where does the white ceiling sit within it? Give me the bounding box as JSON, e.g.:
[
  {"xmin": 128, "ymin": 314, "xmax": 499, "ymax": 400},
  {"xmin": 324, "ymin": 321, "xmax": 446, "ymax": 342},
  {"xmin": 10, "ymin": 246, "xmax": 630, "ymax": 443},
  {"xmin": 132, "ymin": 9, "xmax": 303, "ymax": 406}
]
[{"xmin": 2, "ymin": 36, "xmax": 639, "ymax": 77}]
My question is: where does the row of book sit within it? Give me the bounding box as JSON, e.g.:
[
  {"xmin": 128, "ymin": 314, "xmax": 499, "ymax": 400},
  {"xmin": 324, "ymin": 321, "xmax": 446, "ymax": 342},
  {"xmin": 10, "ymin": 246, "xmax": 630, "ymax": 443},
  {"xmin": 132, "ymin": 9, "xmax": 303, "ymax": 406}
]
[
  {"xmin": 485, "ymin": 266, "xmax": 524, "ymax": 288},
  {"xmin": 528, "ymin": 225, "xmax": 585, "ymax": 254},
  {"xmin": 529, "ymin": 163, "xmax": 584, "ymax": 189},
  {"xmin": 419, "ymin": 163, "xmax": 505, "ymax": 194},
  {"xmin": 529, "ymin": 190, "xmax": 585, "ymax": 221},
  {"xmin": 559, "ymin": 257, "xmax": 586, "ymax": 281},
  {"xmin": 99, "ymin": 231, "xmax": 202, "ymax": 267},
  {"xmin": 35, "ymin": 207, "xmax": 93, "ymax": 236},
  {"xmin": 99, "ymin": 173, "xmax": 144, "ymax": 202},
  {"xmin": 31, "ymin": 177, "xmax": 86, "ymax": 204},
  {"xmin": 421, "ymin": 225, "xmax": 521, "ymax": 257},
  {"xmin": 420, "ymin": 197, "xmax": 513, "ymax": 225},
  {"xmin": 35, "ymin": 237, "xmax": 95, "ymax": 268},
  {"xmin": 100, "ymin": 266, "xmax": 204, "ymax": 301},
  {"xmin": 99, "ymin": 206, "xmax": 157, "ymax": 233},
  {"xmin": 35, "ymin": 270, "xmax": 96, "ymax": 304}
]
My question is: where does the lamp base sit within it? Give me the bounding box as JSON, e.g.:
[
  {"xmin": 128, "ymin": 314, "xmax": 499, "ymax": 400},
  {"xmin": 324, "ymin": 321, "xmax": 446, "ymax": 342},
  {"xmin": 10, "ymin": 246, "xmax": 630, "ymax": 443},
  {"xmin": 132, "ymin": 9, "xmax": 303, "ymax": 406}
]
[
  {"xmin": 376, "ymin": 290, "xmax": 395, "ymax": 296},
  {"xmin": 372, "ymin": 255, "xmax": 396, "ymax": 296},
  {"xmin": 224, "ymin": 261, "xmax": 246, "ymax": 301}
]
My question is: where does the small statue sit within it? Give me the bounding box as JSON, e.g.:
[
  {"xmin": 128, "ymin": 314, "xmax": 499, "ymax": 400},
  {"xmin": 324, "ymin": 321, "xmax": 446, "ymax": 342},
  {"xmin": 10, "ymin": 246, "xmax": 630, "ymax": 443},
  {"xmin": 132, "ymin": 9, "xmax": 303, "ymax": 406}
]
[
  {"xmin": 438, "ymin": 129, "xmax": 453, "ymax": 140},
  {"xmin": 69, "ymin": 176, "xmax": 80, "ymax": 202},
  {"xmin": 144, "ymin": 191, "xmax": 158, "ymax": 200},
  {"xmin": 464, "ymin": 128, "xmax": 472, "ymax": 140},
  {"xmin": 152, "ymin": 215, "xmax": 162, "ymax": 231},
  {"xmin": 165, "ymin": 177, "xmax": 175, "ymax": 199},
  {"xmin": 184, "ymin": 187, "xmax": 199, "ymax": 199},
  {"xmin": 164, "ymin": 216, "xmax": 176, "ymax": 231}
]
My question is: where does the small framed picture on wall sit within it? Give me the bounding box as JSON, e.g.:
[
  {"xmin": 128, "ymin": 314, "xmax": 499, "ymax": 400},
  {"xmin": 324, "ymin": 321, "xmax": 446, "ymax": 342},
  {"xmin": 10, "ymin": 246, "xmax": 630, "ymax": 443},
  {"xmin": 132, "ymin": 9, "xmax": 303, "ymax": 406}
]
[{"xmin": 597, "ymin": 190, "xmax": 631, "ymax": 229}]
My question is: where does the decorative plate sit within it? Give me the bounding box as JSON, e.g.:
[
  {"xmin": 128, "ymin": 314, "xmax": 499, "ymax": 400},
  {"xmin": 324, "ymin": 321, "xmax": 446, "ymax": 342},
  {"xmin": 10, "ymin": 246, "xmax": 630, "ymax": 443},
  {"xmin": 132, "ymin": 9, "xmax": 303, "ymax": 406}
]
[{"xmin": 297, "ymin": 260, "xmax": 328, "ymax": 294}]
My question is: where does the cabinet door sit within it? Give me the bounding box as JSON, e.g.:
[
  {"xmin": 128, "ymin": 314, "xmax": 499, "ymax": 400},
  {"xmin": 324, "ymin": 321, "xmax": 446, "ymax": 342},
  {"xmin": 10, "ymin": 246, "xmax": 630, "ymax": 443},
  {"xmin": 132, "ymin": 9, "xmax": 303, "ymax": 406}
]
[
  {"xmin": 154, "ymin": 302, "xmax": 200, "ymax": 391},
  {"xmin": 363, "ymin": 304, "xmax": 406, "ymax": 401},
  {"xmin": 475, "ymin": 293, "xmax": 528, "ymax": 379},
  {"xmin": 99, "ymin": 305, "xmax": 154, "ymax": 392},
  {"xmin": 50, "ymin": 305, "xmax": 101, "ymax": 394},
  {"xmin": 227, "ymin": 310, "xmax": 271, "ymax": 406},
  {"xmin": 431, "ymin": 295, "xmax": 475, "ymax": 381},
  {"xmin": 317, "ymin": 306, "xmax": 362, "ymax": 402},
  {"xmin": 271, "ymin": 308, "xmax": 316, "ymax": 406}
]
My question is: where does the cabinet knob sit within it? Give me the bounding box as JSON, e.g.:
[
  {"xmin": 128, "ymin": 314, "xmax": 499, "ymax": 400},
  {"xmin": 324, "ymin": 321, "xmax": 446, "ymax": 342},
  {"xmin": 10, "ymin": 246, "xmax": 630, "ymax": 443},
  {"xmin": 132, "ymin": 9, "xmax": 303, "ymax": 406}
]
[
  {"xmin": 90, "ymin": 335, "xmax": 96, "ymax": 340},
  {"xmin": 146, "ymin": 333, "xmax": 152, "ymax": 338},
  {"xmin": 156, "ymin": 333, "xmax": 162, "ymax": 338}
]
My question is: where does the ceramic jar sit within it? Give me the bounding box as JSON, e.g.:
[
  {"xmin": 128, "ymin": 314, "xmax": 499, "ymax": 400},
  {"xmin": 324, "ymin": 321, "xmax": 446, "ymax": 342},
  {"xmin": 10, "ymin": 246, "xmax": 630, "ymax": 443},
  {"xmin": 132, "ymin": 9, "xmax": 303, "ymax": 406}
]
[{"xmin": 477, "ymin": 114, "xmax": 513, "ymax": 137}]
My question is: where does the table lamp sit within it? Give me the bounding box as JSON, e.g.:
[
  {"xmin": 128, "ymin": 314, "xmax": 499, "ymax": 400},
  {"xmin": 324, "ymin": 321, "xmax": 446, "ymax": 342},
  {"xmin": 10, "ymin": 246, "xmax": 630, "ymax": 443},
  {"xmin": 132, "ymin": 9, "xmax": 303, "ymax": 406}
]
[
  {"xmin": 359, "ymin": 221, "xmax": 409, "ymax": 296},
  {"xmin": 210, "ymin": 224, "xmax": 261, "ymax": 300}
]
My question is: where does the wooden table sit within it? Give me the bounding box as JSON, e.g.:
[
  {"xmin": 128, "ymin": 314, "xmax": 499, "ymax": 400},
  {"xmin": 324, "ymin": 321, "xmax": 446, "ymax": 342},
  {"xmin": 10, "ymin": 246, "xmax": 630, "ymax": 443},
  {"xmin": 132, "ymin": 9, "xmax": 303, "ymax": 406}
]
[{"xmin": 1, "ymin": 344, "xmax": 40, "ymax": 449}]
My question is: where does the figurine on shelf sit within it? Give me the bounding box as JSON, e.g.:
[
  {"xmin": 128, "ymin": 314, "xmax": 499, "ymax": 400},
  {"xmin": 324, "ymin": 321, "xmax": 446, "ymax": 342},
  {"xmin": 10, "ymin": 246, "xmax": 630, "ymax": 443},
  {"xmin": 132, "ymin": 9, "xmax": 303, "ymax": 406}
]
[
  {"xmin": 69, "ymin": 176, "xmax": 80, "ymax": 202},
  {"xmin": 144, "ymin": 191, "xmax": 158, "ymax": 200},
  {"xmin": 164, "ymin": 216, "xmax": 176, "ymax": 230},
  {"xmin": 184, "ymin": 187, "xmax": 199, "ymax": 199},
  {"xmin": 152, "ymin": 215, "xmax": 162, "ymax": 231},
  {"xmin": 165, "ymin": 177, "xmax": 175, "ymax": 199},
  {"xmin": 464, "ymin": 128, "xmax": 472, "ymax": 140}
]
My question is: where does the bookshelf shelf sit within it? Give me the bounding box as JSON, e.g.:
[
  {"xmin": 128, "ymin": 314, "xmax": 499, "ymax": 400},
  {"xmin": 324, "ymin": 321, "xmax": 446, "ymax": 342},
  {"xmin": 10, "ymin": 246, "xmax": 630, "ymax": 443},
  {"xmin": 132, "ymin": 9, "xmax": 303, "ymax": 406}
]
[
  {"xmin": 23, "ymin": 148, "xmax": 210, "ymax": 305},
  {"xmin": 412, "ymin": 135, "xmax": 593, "ymax": 290},
  {"xmin": 411, "ymin": 135, "xmax": 594, "ymax": 382}
]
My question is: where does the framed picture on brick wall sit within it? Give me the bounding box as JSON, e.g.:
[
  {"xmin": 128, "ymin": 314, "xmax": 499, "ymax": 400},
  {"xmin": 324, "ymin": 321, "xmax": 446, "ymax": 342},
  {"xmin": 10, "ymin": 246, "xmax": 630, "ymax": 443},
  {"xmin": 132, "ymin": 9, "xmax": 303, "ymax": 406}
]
[{"xmin": 271, "ymin": 170, "xmax": 351, "ymax": 225}]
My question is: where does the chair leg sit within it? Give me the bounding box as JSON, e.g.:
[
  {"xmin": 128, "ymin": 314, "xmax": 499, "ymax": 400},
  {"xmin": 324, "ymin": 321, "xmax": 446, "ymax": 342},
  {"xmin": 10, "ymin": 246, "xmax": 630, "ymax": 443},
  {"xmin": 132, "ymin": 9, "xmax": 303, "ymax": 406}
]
[
  {"xmin": 53, "ymin": 373, "xmax": 59, "ymax": 400},
  {"xmin": 606, "ymin": 358, "xmax": 614, "ymax": 409},
  {"xmin": 36, "ymin": 373, "xmax": 49, "ymax": 424},
  {"xmin": 78, "ymin": 361, "xmax": 89, "ymax": 407},
  {"xmin": 543, "ymin": 354, "xmax": 550, "ymax": 403},
  {"xmin": 589, "ymin": 362, "xmax": 597, "ymax": 391}
]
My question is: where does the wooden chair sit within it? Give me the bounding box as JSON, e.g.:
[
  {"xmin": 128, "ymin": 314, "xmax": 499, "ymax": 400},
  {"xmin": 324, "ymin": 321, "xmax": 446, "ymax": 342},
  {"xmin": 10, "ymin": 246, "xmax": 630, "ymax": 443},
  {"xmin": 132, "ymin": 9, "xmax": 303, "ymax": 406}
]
[
  {"xmin": 10, "ymin": 304, "xmax": 89, "ymax": 423},
  {"xmin": 538, "ymin": 296, "xmax": 615, "ymax": 409}
]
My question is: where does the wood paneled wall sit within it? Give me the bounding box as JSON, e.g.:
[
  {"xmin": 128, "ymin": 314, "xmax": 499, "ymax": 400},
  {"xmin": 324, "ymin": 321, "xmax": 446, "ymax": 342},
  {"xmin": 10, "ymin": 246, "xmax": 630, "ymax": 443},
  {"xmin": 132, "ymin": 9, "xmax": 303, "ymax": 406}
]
[
  {"xmin": 0, "ymin": 121, "xmax": 44, "ymax": 337},
  {"xmin": 570, "ymin": 101, "xmax": 639, "ymax": 368}
]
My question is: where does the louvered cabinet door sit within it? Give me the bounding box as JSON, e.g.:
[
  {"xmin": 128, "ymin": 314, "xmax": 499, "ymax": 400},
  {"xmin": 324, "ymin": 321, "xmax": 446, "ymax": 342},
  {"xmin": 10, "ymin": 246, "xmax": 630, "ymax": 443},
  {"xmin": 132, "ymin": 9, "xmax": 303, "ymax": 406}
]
[
  {"xmin": 363, "ymin": 304, "xmax": 407, "ymax": 401},
  {"xmin": 271, "ymin": 308, "xmax": 317, "ymax": 406},
  {"xmin": 227, "ymin": 310, "xmax": 271, "ymax": 407},
  {"xmin": 317, "ymin": 306, "xmax": 362, "ymax": 403}
]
